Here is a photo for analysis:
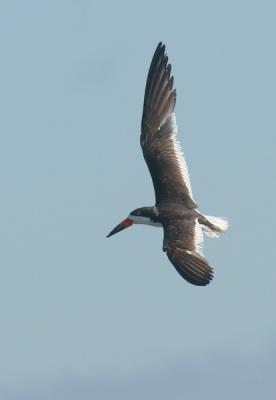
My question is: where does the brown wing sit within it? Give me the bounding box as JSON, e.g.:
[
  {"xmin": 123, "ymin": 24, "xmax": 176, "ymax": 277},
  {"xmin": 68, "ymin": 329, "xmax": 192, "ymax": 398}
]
[
  {"xmin": 163, "ymin": 218, "xmax": 213, "ymax": 286},
  {"xmin": 141, "ymin": 42, "xmax": 197, "ymax": 209}
]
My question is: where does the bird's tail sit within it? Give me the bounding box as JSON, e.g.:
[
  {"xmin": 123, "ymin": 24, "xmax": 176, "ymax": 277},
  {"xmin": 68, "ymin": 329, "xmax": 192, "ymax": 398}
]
[{"xmin": 198, "ymin": 215, "xmax": 229, "ymax": 238}]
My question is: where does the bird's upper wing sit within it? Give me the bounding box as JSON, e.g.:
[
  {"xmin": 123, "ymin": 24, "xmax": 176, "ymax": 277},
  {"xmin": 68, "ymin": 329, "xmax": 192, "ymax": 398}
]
[
  {"xmin": 162, "ymin": 217, "xmax": 213, "ymax": 286},
  {"xmin": 141, "ymin": 42, "xmax": 197, "ymax": 209}
]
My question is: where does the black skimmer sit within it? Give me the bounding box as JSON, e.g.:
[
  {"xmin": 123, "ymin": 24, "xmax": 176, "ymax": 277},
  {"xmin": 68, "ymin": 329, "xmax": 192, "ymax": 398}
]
[{"xmin": 107, "ymin": 42, "xmax": 228, "ymax": 286}]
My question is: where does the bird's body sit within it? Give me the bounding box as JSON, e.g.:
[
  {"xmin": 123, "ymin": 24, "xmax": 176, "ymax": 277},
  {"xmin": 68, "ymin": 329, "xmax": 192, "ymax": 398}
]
[{"xmin": 107, "ymin": 43, "xmax": 228, "ymax": 286}]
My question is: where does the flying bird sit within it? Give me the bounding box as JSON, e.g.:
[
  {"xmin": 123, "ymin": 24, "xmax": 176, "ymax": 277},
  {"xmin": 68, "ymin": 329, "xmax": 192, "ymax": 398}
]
[{"xmin": 107, "ymin": 42, "xmax": 228, "ymax": 286}]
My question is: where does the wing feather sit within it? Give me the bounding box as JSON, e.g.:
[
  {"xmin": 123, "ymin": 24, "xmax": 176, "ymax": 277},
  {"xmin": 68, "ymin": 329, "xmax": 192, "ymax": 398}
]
[
  {"xmin": 163, "ymin": 218, "xmax": 212, "ymax": 286},
  {"xmin": 141, "ymin": 43, "xmax": 197, "ymax": 208}
]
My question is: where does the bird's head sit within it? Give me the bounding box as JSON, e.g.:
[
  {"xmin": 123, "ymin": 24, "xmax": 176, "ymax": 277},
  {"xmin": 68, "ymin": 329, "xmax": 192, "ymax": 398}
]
[{"xmin": 106, "ymin": 207, "xmax": 155, "ymax": 238}]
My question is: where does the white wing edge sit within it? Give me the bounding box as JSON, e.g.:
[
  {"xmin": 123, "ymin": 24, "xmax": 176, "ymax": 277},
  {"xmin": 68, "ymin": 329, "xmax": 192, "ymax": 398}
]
[{"xmin": 169, "ymin": 113, "xmax": 194, "ymax": 200}]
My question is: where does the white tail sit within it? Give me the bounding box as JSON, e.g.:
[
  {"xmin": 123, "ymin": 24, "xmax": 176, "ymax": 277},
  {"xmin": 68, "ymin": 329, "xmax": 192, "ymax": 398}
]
[{"xmin": 200, "ymin": 215, "xmax": 229, "ymax": 238}]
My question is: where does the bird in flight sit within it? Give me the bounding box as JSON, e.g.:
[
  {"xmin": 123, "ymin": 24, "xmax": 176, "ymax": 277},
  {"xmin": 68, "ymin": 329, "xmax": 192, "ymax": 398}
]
[{"xmin": 107, "ymin": 42, "xmax": 228, "ymax": 286}]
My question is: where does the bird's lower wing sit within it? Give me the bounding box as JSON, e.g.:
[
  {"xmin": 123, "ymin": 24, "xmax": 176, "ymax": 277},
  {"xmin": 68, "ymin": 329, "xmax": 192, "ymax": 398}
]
[
  {"xmin": 166, "ymin": 247, "xmax": 213, "ymax": 286},
  {"xmin": 163, "ymin": 218, "xmax": 213, "ymax": 286}
]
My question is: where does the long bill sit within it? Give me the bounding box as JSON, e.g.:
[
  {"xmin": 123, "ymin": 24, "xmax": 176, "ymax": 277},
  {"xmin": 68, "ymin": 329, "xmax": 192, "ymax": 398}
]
[{"xmin": 106, "ymin": 218, "xmax": 133, "ymax": 238}]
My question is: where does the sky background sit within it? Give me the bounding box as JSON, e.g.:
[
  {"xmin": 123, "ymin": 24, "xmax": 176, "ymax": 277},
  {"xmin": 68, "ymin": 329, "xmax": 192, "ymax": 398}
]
[{"xmin": 1, "ymin": 0, "xmax": 276, "ymax": 399}]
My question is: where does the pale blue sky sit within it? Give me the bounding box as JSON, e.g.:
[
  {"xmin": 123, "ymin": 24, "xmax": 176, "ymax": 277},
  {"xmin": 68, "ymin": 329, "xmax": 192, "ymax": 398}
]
[{"xmin": 0, "ymin": 0, "xmax": 275, "ymax": 398}]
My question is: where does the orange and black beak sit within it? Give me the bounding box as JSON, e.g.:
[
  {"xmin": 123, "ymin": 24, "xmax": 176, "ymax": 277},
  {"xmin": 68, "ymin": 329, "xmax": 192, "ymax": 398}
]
[{"xmin": 106, "ymin": 218, "xmax": 133, "ymax": 238}]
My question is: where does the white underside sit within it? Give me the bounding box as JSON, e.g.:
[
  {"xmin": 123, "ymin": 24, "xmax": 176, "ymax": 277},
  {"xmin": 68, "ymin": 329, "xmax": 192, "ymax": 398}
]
[{"xmin": 129, "ymin": 215, "xmax": 162, "ymax": 227}]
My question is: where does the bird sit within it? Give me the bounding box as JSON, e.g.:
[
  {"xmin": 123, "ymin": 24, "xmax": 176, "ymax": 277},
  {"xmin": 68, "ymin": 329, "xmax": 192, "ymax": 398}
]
[{"xmin": 106, "ymin": 42, "xmax": 228, "ymax": 286}]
